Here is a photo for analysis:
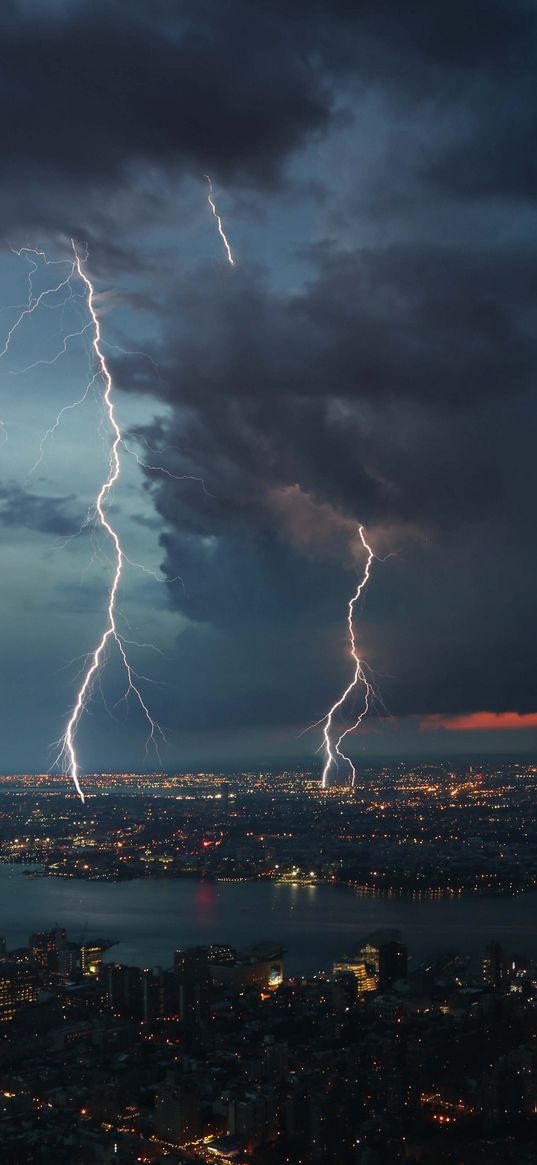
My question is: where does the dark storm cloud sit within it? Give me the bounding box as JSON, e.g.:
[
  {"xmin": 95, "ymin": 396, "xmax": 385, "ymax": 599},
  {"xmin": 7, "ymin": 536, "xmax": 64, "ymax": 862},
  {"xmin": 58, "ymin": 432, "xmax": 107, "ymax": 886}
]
[
  {"xmin": 1, "ymin": 0, "xmax": 535, "ymax": 236},
  {"xmin": 0, "ymin": 1, "xmax": 331, "ymax": 199},
  {"xmin": 115, "ymin": 221, "xmax": 537, "ymax": 724},
  {"xmin": 117, "ymin": 239, "xmax": 537, "ymax": 527},
  {"xmin": 3, "ymin": 0, "xmax": 537, "ymax": 753},
  {"xmin": 0, "ymin": 484, "xmax": 80, "ymax": 537},
  {"xmin": 70, "ymin": 0, "xmax": 537, "ymax": 729}
]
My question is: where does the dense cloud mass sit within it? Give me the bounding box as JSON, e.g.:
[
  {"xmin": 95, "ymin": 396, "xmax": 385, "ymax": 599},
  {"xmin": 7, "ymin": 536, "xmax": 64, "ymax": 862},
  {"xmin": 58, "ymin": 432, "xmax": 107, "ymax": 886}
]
[
  {"xmin": 117, "ymin": 235, "xmax": 537, "ymax": 722},
  {"xmin": 0, "ymin": 1, "xmax": 534, "ymax": 224},
  {"xmin": 0, "ymin": 485, "xmax": 79, "ymax": 537},
  {"xmin": 0, "ymin": 0, "xmax": 536, "ymax": 768}
]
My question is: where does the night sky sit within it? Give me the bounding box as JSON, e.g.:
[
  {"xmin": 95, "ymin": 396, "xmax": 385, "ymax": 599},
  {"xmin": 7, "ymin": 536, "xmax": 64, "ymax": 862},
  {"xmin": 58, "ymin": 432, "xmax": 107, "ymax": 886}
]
[{"xmin": 0, "ymin": 0, "xmax": 536, "ymax": 773}]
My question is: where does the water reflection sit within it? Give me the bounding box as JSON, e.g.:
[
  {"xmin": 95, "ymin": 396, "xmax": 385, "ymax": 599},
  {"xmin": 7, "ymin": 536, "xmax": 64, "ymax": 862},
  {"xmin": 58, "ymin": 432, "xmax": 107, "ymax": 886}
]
[{"xmin": 0, "ymin": 865, "xmax": 535, "ymax": 976}]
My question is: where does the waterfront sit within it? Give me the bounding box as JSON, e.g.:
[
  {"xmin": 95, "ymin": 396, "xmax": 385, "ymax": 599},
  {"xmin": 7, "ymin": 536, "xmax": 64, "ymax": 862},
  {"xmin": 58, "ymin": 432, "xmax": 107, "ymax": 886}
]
[{"xmin": 2, "ymin": 864, "xmax": 537, "ymax": 973}]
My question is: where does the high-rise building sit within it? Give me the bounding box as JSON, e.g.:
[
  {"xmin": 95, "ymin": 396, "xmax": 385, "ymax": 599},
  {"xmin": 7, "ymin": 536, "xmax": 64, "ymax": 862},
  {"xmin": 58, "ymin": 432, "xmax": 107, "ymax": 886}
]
[
  {"xmin": 174, "ymin": 946, "xmax": 210, "ymax": 978},
  {"xmin": 379, "ymin": 940, "xmax": 408, "ymax": 991},
  {"xmin": 80, "ymin": 942, "xmax": 104, "ymax": 977},
  {"xmin": 30, "ymin": 931, "xmax": 58, "ymax": 971},
  {"xmin": 333, "ymin": 959, "xmax": 377, "ymax": 994},
  {"xmin": 483, "ymin": 941, "xmax": 508, "ymax": 987},
  {"xmin": 229, "ymin": 1088, "xmax": 279, "ymax": 1151},
  {"xmin": 360, "ymin": 942, "xmax": 381, "ymax": 979},
  {"xmin": 334, "ymin": 932, "xmax": 407, "ymax": 995},
  {"xmin": 104, "ymin": 963, "xmax": 143, "ymax": 1015},
  {"xmin": 174, "ymin": 947, "xmax": 211, "ymax": 1034},
  {"xmin": 154, "ymin": 1077, "xmax": 201, "ymax": 1145},
  {"xmin": 0, "ymin": 962, "xmax": 39, "ymax": 1023},
  {"xmin": 142, "ymin": 967, "xmax": 171, "ymax": 1023},
  {"xmin": 57, "ymin": 943, "xmax": 81, "ymax": 983}
]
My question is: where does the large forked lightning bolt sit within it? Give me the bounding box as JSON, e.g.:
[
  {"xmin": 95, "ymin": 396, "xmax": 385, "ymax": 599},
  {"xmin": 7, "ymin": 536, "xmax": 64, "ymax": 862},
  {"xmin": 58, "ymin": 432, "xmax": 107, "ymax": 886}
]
[
  {"xmin": 205, "ymin": 175, "xmax": 235, "ymax": 265},
  {"xmin": 0, "ymin": 244, "xmax": 209, "ymax": 802},
  {"xmin": 55, "ymin": 241, "xmax": 163, "ymax": 802},
  {"xmin": 320, "ymin": 526, "xmax": 375, "ymax": 788}
]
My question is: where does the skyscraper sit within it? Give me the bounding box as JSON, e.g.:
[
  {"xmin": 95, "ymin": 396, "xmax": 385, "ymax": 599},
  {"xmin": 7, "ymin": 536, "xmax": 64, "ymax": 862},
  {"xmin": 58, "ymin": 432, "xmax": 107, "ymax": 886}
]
[
  {"xmin": 0, "ymin": 962, "xmax": 38, "ymax": 1023},
  {"xmin": 174, "ymin": 947, "xmax": 211, "ymax": 1034},
  {"xmin": 379, "ymin": 940, "xmax": 408, "ymax": 991}
]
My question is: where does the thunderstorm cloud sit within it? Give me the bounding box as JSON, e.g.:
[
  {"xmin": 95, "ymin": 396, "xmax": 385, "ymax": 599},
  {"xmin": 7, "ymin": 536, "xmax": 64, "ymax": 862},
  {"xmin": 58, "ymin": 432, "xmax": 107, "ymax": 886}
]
[{"xmin": 0, "ymin": 0, "xmax": 535, "ymax": 769}]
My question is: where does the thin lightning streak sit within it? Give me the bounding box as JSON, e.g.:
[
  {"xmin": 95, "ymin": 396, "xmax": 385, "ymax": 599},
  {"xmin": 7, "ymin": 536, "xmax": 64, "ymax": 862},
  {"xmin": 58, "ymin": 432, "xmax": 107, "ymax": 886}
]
[
  {"xmin": 54, "ymin": 241, "xmax": 164, "ymax": 802},
  {"xmin": 9, "ymin": 247, "xmax": 71, "ymax": 316},
  {"xmin": 122, "ymin": 437, "xmax": 210, "ymax": 495},
  {"xmin": 121, "ymin": 637, "xmax": 166, "ymax": 657},
  {"xmin": 319, "ymin": 526, "xmax": 375, "ymax": 789},
  {"xmin": 205, "ymin": 175, "xmax": 235, "ymax": 265},
  {"xmin": 120, "ymin": 548, "xmax": 185, "ymax": 590},
  {"xmin": 0, "ymin": 262, "xmax": 76, "ymax": 358},
  {"xmin": 14, "ymin": 322, "xmax": 92, "ymax": 374},
  {"xmin": 0, "ymin": 248, "xmax": 86, "ymax": 439},
  {"xmin": 0, "ymin": 244, "xmax": 174, "ymax": 799},
  {"xmin": 102, "ymin": 340, "xmax": 165, "ymax": 385},
  {"xmin": 26, "ymin": 371, "xmax": 99, "ymax": 479}
]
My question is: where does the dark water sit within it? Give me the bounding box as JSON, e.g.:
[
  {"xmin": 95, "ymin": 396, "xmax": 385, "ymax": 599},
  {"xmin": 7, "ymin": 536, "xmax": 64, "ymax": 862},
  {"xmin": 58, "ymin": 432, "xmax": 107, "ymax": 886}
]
[{"xmin": 1, "ymin": 866, "xmax": 536, "ymax": 974}]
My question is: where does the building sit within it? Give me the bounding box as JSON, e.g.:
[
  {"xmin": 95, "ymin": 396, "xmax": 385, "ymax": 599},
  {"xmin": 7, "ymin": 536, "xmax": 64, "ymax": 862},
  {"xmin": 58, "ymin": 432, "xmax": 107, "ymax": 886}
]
[
  {"xmin": 229, "ymin": 1089, "xmax": 279, "ymax": 1151},
  {"xmin": 0, "ymin": 962, "xmax": 39, "ymax": 1023},
  {"xmin": 379, "ymin": 940, "xmax": 408, "ymax": 990},
  {"xmin": 104, "ymin": 962, "xmax": 143, "ymax": 1015},
  {"xmin": 334, "ymin": 932, "xmax": 407, "ymax": 995},
  {"xmin": 30, "ymin": 930, "xmax": 58, "ymax": 972},
  {"xmin": 174, "ymin": 947, "xmax": 211, "ymax": 1033},
  {"xmin": 208, "ymin": 943, "xmax": 237, "ymax": 964},
  {"xmin": 361, "ymin": 942, "xmax": 381, "ymax": 980},
  {"xmin": 80, "ymin": 942, "xmax": 104, "ymax": 977},
  {"xmin": 142, "ymin": 966, "xmax": 175, "ymax": 1023},
  {"xmin": 210, "ymin": 943, "xmax": 284, "ymax": 991},
  {"xmin": 483, "ymin": 941, "xmax": 508, "ymax": 987},
  {"xmin": 154, "ymin": 1077, "xmax": 201, "ymax": 1145},
  {"xmin": 333, "ymin": 959, "xmax": 377, "ymax": 994},
  {"xmin": 56, "ymin": 942, "xmax": 81, "ymax": 983}
]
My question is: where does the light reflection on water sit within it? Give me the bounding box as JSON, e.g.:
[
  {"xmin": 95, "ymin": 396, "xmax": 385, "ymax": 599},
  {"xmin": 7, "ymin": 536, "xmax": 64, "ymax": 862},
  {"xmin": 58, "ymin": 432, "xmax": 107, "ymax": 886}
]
[{"xmin": 0, "ymin": 865, "xmax": 535, "ymax": 974}]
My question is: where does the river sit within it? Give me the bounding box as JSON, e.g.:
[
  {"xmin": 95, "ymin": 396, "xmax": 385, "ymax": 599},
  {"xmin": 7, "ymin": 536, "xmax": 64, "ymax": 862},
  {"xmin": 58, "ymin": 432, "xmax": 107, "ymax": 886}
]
[{"xmin": 1, "ymin": 865, "xmax": 536, "ymax": 974}]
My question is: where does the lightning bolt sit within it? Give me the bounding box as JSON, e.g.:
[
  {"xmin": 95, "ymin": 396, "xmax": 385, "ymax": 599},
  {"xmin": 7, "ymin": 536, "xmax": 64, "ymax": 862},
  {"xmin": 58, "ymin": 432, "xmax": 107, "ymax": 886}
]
[
  {"xmin": 0, "ymin": 254, "xmax": 78, "ymax": 359},
  {"xmin": 52, "ymin": 240, "xmax": 165, "ymax": 802},
  {"xmin": 319, "ymin": 526, "xmax": 376, "ymax": 788},
  {"xmin": 205, "ymin": 175, "xmax": 235, "ymax": 265},
  {"xmin": 26, "ymin": 371, "xmax": 99, "ymax": 480},
  {"xmin": 0, "ymin": 242, "xmax": 169, "ymax": 802}
]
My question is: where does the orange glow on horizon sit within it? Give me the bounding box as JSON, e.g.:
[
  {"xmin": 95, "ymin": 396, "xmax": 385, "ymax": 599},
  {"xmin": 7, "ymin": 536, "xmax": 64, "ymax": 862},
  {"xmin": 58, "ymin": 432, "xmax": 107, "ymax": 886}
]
[{"xmin": 421, "ymin": 711, "xmax": 537, "ymax": 732}]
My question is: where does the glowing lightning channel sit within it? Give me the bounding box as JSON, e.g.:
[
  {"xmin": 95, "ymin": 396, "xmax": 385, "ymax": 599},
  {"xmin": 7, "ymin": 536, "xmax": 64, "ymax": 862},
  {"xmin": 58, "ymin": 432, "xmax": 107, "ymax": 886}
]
[
  {"xmin": 55, "ymin": 241, "xmax": 164, "ymax": 802},
  {"xmin": 0, "ymin": 257, "xmax": 77, "ymax": 359},
  {"xmin": 320, "ymin": 526, "xmax": 375, "ymax": 789},
  {"xmin": 205, "ymin": 175, "xmax": 235, "ymax": 265},
  {"xmin": 26, "ymin": 371, "xmax": 99, "ymax": 480}
]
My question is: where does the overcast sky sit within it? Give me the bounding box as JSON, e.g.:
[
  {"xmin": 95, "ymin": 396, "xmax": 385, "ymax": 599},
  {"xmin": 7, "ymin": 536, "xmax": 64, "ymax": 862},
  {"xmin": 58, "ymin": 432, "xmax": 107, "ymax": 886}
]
[{"xmin": 0, "ymin": 0, "xmax": 536, "ymax": 774}]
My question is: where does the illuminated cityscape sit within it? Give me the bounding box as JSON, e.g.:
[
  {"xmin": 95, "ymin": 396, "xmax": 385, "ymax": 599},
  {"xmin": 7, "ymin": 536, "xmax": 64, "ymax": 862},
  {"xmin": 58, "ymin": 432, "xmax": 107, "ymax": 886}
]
[
  {"xmin": 0, "ymin": 765, "xmax": 537, "ymax": 1160},
  {"xmin": 1, "ymin": 891, "xmax": 537, "ymax": 1162},
  {"xmin": 0, "ymin": 2, "xmax": 535, "ymax": 1163},
  {"xmin": 1, "ymin": 763, "xmax": 537, "ymax": 896}
]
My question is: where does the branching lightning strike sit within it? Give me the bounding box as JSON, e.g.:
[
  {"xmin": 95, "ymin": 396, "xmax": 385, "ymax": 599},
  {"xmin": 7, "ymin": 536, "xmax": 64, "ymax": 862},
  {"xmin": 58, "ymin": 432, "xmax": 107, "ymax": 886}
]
[
  {"xmin": 54, "ymin": 241, "xmax": 164, "ymax": 802},
  {"xmin": 205, "ymin": 175, "xmax": 235, "ymax": 265},
  {"xmin": 318, "ymin": 526, "xmax": 376, "ymax": 788},
  {"xmin": 0, "ymin": 242, "xmax": 167, "ymax": 802}
]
